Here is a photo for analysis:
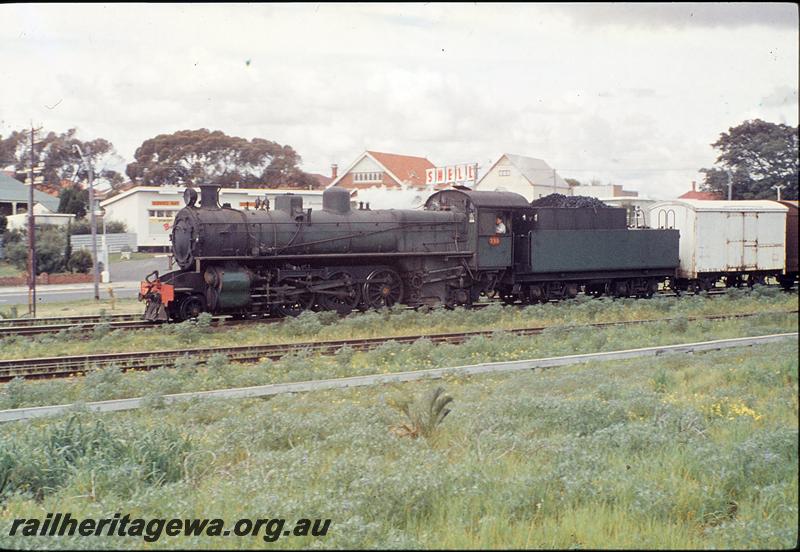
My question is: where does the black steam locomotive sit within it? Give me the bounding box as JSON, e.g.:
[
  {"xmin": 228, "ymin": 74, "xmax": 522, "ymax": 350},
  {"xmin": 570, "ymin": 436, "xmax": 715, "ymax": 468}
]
[{"xmin": 140, "ymin": 185, "xmax": 680, "ymax": 321}]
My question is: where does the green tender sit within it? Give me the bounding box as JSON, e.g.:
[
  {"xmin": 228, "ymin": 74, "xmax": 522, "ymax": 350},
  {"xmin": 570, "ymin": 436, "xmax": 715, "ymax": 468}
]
[{"xmin": 528, "ymin": 229, "xmax": 679, "ymax": 273}]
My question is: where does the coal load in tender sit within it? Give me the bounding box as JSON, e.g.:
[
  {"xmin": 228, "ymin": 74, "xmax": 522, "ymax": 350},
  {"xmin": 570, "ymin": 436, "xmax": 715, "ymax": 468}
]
[{"xmin": 530, "ymin": 193, "xmax": 611, "ymax": 209}]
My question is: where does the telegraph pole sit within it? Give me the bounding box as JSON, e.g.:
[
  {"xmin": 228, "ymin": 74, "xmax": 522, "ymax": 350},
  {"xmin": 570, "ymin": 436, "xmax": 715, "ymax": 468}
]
[
  {"xmin": 726, "ymin": 170, "xmax": 733, "ymax": 201},
  {"xmin": 22, "ymin": 126, "xmax": 45, "ymax": 317},
  {"xmin": 74, "ymin": 145, "xmax": 100, "ymax": 300},
  {"xmin": 27, "ymin": 127, "xmax": 37, "ymax": 317}
]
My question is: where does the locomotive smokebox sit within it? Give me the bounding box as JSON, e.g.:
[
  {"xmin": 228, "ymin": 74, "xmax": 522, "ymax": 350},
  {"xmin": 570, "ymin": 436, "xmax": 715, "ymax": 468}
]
[
  {"xmin": 199, "ymin": 185, "xmax": 221, "ymax": 209},
  {"xmin": 322, "ymin": 186, "xmax": 351, "ymax": 213}
]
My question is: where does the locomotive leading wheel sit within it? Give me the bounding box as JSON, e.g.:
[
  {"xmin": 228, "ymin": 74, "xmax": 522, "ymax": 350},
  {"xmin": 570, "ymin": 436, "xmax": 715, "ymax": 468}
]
[
  {"xmin": 178, "ymin": 294, "xmax": 206, "ymax": 321},
  {"xmin": 363, "ymin": 269, "xmax": 403, "ymax": 309},
  {"xmin": 320, "ymin": 271, "xmax": 361, "ymax": 314}
]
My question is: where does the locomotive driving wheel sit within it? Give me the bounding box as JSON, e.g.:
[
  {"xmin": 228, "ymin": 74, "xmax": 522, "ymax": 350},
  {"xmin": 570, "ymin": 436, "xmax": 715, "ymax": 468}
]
[
  {"xmin": 363, "ymin": 268, "xmax": 403, "ymax": 309},
  {"xmin": 274, "ymin": 279, "xmax": 316, "ymax": 317},
  {"xmin": 319, "ymin": 271, "xmax": 361, "ymax": 314}
]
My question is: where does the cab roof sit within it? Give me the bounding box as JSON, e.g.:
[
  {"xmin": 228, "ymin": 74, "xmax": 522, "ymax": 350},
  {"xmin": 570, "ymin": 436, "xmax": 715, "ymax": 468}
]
[{"xmin": 425, "ymin": 188, "xmax": 530, "ymax": 210}]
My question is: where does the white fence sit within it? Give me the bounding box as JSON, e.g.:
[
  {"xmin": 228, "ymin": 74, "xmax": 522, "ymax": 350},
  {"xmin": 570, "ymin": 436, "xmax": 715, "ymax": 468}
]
[{"xmin": 70, "ymin": 233, "xmax": 138, "ymax": 253}]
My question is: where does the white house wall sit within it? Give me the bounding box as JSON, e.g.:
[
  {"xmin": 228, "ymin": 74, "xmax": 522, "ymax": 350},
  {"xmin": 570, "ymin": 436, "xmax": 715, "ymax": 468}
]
[{"xmin": 476, "ymin": 156, "xmax": 570, "ymax": 201}]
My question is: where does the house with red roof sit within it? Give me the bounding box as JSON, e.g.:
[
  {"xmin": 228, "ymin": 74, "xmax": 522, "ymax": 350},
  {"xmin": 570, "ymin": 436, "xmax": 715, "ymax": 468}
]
[
  {"xmin": 328, "ymin": 151, "xmax": 441, "ymax": 191},
  {"xmin": 679, "ymin": 181, "xmax": 722, "ymax": 200}
]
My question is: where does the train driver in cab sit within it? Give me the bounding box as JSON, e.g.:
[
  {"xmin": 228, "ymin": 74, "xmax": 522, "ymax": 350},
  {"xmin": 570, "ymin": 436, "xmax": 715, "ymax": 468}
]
[{"xmin": 495, "ymin": 216, "xmax": 507, "ymax": 234}]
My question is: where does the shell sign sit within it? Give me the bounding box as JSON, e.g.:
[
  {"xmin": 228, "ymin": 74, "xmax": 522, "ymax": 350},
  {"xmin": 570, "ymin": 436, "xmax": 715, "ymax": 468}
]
[{"xmin": 426, "ymin": 164, "xmax": 477, "ymax": 186}]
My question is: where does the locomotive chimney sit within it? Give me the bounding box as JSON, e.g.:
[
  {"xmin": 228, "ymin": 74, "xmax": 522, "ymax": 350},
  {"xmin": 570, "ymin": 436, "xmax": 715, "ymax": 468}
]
[
  {"xmin": 199, "ymin": 184, "xmax": 221, "ymax": 209},
  {"xmin": 331, "ymin": 164, "xmax": 338, "ymax": 179}
]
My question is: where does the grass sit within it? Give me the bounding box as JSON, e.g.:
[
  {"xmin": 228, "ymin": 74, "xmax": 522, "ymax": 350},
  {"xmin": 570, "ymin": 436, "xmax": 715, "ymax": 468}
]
[
  {"xmin": 0, "ymin": 341, "xmax": 796, "ymax": 549},
  {"xmin": 0, "ymin": 286, "xmax": 797, "ymax": 361},
  {"xmin": 0, "ymin": 261, "xmax": 24, "ymax": 278},
  {"xmin": 0, "ymin": 296, "xmax": 143, "ymax": 319},
  {"xmin": 1, "ymin": 296, "xmax": 796, "ymax": 411}
]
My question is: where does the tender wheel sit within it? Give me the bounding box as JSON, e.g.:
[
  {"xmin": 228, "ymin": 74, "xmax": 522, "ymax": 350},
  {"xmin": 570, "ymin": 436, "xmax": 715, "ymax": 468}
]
[
  {"xmin": 528, "ymin": 285, "xmax": 545, "ymax": 304},
  {"xmin": 363, "ymin": 268, "xmax": 403, "ymax": 309},
  {"xmin": 612, "ymin": 280, "xmax": 629, "ymax": 298},
  {"xmin": 586, "ymin": 283, "xmax": 605, "ymax": 298},
  {"xmin": 178, "ymin": 294, "xmax": 206, "ymax": 321},
  {"xmin": 320, "ymin": 271, "xmax": 361, "ymax": 315}
]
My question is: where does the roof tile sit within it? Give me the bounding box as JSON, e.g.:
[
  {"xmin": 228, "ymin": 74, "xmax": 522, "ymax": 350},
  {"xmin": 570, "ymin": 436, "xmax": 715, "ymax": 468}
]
[{"xmin": 367, "ymin": 151, "xmax": 435, "ymax": 188}]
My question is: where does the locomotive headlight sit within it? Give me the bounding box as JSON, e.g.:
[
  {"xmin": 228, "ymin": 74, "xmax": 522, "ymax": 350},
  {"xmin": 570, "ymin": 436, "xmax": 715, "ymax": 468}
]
[
  {"xmin": 172, "ymin": 217, "xmax": 195, "ymax": 269},
  {"xmin": 183, "ymin": 187, "xmax": 198, "ymax": 207}
]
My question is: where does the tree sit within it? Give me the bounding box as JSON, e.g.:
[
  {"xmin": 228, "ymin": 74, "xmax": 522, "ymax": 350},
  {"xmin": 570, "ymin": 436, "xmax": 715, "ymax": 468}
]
[
  {"xmin": 125, "ymin": 129, "xmax": 320, "ymax": 189},
  {"xmin": 564, "ymin": 178, "xmax": 582, "ymax": 187},
  {"xmin": 2, "ymin": 128, "xmax": 125, "ymax": 191},
  {"xmin": 0, "ymin": 132, "xmax": 25, "ymax": 169},
  {"xmin": 58, "ymin": 184, "xmax": 89, "ymax": 218},
  {"xmin": 700, "ymin": 119, "xmax": 798, "ymax": 200}
]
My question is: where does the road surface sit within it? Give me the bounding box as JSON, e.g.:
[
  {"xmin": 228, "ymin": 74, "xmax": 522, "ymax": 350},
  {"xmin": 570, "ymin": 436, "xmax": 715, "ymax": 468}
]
[{"xmin": 0, "ymin": 256, "xmax": 171, "ymax": 306}]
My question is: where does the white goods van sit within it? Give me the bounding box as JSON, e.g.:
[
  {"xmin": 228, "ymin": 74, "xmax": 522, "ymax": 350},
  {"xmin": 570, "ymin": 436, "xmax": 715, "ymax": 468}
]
[{"xmin": 648, "ymin": 200, "xmax": 787, "ymax": 285}]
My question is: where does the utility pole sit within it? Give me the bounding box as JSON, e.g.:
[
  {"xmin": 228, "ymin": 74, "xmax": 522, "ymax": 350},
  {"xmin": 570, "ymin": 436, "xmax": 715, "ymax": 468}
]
[
  {"xmin": 553, "ymin": 168, "xmax": 557, "ymax": 193},
  {"xmin": 74, "ymin": 144, "xmax": 100, "ymax": 300},
  {"xmin": 23, "ymin": 125, "xmax": 44, "ymax": 317},
  {"xmin": 726, "ymin": 169, "xmax": 733, "ymax": 201},
  {"xmin": 28, "ymin": 127, "xmax": 37, "ymax": 317},
  {"xmin": 772, "ymin": 184, "xmax": 785, "ymax": 201}
]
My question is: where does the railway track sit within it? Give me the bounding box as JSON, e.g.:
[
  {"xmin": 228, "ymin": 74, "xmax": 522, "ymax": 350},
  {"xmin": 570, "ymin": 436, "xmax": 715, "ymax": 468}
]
[
  {"xmin": 0, "ymin": 310, "xmax": 794, "ymax": 382},
  {"xmin": 0, "ymin": 313, "xmax": 141, "ymax": 328},
  {"xmin": 0, "ymin": 286, "xmax": 769, "ymax": 338},
  {"xmin": 3, "ymin": 332, "xmax": 795, "ymax": 423}
]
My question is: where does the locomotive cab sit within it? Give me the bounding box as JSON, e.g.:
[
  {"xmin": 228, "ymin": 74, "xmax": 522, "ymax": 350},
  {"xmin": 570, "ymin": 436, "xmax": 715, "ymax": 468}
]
[{"xmin": 424, "ymin": 188, "xmax": 529, "ymax": 270}]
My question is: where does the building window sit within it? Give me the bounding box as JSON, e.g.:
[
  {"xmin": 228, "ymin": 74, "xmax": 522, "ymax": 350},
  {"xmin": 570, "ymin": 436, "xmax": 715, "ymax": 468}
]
[
  {"xmin": 149, "ymin": 210, "xmax": 177, "ymax": 218},
  {"xmin": 499, "ymin": 169, "xmax": 511, "ymax": 176},
  {"xmin": 353, "ymin": 172, "xmax": 382, "ymax": 183}
]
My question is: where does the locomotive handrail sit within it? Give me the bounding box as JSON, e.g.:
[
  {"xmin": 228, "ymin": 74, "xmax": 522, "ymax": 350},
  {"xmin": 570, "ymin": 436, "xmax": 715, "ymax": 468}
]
[{"xmin": 275, "ymin": 220, "xmax": 465, "ymax": 254}]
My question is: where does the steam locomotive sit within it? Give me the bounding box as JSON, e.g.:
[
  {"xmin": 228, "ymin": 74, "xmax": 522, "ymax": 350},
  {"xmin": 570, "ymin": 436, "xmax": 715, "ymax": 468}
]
[{"xmin": 139, "ymin": 184, "xmax": 683, "ymax": 321}]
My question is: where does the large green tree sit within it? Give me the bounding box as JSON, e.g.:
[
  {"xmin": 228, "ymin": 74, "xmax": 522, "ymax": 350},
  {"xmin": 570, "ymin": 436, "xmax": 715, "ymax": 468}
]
[
  {"xmin": 57, "ymin": 184, "xmax": 90, "ymax": 218},
  {"xmin": 125, "ymin": 129, "xmax": 319, "ymax": 189},
  {"xmin": 700, "ymin": 119, "xmax": 798, "ymax": 200},
  {"xmin": 0, "ymin": 129, "xmax": 124, "ymax": 191}
]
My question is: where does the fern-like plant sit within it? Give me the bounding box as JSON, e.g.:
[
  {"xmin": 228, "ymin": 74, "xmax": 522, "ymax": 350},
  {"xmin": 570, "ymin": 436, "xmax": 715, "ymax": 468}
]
[{"xmin": 388, "ymin": 386, "xmax": 453, "ymax": 439}]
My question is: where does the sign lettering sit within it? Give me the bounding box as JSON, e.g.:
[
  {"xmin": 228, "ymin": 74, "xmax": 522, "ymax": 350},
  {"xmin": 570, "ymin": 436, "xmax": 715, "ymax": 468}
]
[{"xmin": 426, "ymin": 164, "xmax": 479, "ymax": 186}]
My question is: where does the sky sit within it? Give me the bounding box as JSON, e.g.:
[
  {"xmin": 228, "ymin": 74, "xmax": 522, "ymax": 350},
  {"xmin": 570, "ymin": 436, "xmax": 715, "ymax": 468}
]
[{"xmin": 1, "ymin": 2, "xmax": 797, "ymax": 199}]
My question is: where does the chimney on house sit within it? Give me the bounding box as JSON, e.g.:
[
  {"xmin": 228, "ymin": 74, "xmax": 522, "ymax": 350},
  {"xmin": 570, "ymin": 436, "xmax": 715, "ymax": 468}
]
[
  {"xmin": 331, "ymin": 164, "xmax": 338, "ymax": 179},
  {"xmin": 691, "ymin": 181, "xmax": 696, "ymax": 192}
]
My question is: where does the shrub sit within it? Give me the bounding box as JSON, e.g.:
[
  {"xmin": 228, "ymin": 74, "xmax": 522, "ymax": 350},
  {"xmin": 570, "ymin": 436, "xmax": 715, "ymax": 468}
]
[
  {"xmin": 66, "ymin": 249, "xmax": 93, "ymax": 273},
  {"xmin": 4, "ymin": 226, "xmax": 67, "ymax": 274},
  {"xmin": 69, "ymin": 219, "xmax": 127, "ymax": 235},
  {"xmin": 0, "ymin": 415, "xmax": 193, "ymax": 501},
  {"xmin": 387, "ymin": 386, "xmax": 453, "ymax": 439},
  {"xmin": 196, "ymin": 311, "xmax": 214, "ymax": 330}
]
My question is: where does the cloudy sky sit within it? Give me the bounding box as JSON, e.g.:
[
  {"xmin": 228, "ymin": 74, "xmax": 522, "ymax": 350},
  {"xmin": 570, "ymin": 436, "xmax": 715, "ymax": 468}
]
[{"xmin": 1, "ymin": 2, "xmax": 797, "ymax": 198}]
